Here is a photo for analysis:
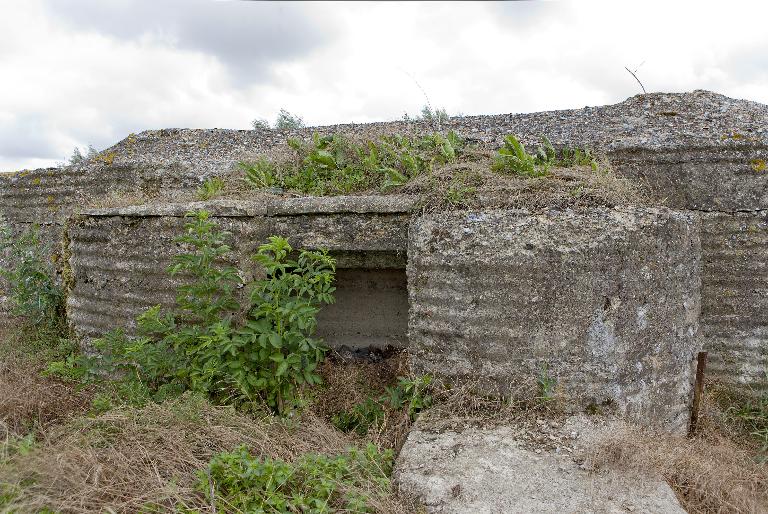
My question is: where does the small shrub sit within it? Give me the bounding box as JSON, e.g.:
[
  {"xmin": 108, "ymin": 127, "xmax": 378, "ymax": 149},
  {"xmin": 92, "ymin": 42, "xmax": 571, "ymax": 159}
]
[
  {"xmin": 198, "ymin": 444, "xmax": 393, "ymax": 513},
  {"xmin": 195, "ymin": 177, "xmax": 225, "ymax": 200},
  {"xmin": 416, "ymin": 105, "xmax": 450, "ymax": 130},
  {"xmin": 274, "ymin": 109, "xmax": 305, "ymax": 131},
  {"xmin": 240, "ymin": 236, "xmax": 335, "ymax": 413},
  {"xmin": 251, "ymin": 118, "xmax": 271, "ymax": 130},
  {"xmin": 66, "ymin": 145, "xmax": 98, "ymax": 166}
]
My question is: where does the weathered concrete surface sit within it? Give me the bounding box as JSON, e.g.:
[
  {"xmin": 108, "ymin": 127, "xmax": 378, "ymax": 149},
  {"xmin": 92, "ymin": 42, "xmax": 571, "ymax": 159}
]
[
  {"xmin": 395, "ymin": 419, "xmax": 685, "ymax": 514},
  {"xmin": 702, "ymin": 211, "xmax": 768, "ymax": 392},
  {"xmin": 610, "ymin": 146, "xmax": 768, "ymax": 212},
  {"xmin": 66, "ymin": 197, "xmax": 413, "ymax": 345},
  {"xmin": 408, "ymin": 208, "xmax": 701, "ymax": 432},
  {"xmin": 315, "ymin": 268, "xmax": 408, "ymax": 349}
]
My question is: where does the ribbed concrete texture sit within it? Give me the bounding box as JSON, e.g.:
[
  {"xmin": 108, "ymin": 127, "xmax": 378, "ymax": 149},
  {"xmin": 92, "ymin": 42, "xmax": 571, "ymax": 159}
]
[
  {"xmin": 66, "ymin": 198, "xmax": 412, "ymax": 346},
  {"xmin": 408, "ymin": 208, "xmax": 702, "ymax": 433},
  {"xmin": 701, "ymin": 211, "xmax": 768, "ymax": 392}
]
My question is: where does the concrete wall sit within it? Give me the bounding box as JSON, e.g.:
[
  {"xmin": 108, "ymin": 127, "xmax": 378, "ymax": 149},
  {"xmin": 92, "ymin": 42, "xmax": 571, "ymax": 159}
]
[
  {"xmin": 408, "ymin": 208, "xmax": 702, "ymax": 433},
  {"xmin": 66, "ymin": 197, "xmax": 413, "ymax": 346},
  {"xmin": 701, "ymin": 212, "xmax": 768, "ymax": 392}
]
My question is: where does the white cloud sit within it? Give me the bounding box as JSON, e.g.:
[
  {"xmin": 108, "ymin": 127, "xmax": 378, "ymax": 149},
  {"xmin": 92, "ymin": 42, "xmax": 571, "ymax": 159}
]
[{"xmin": 1, "ymin": 0, "xmax": 766, "ymax": 170}]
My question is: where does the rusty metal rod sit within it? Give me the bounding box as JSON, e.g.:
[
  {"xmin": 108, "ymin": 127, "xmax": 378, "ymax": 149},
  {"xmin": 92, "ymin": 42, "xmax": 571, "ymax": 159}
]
[{"xmin": 689, "ymin": 351, "xmax": 708, "ymax": 436}]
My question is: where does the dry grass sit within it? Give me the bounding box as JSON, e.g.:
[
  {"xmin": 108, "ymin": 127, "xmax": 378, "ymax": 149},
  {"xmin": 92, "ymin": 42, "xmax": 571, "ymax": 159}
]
[
  {"xmin": 1, "ymin": 393, "xmax": 417, "ymax": 513},
  {"xmin": 313, "ymin": 352, "xmax": 414, "ymax": 453},
  {"xmin": 0, "ymin": 354, "xmax": 92, "ymax": 435},
  {"xmin": 586, "ymin": 396, "xmax": 768, "ymax": 514},
  {"xmin": 0, "ymin": 325, "xmax": 92, "ymax": 435},
  {"xmin": 403, "ymin": 151, "xmax": 647, "ymax": 212}
]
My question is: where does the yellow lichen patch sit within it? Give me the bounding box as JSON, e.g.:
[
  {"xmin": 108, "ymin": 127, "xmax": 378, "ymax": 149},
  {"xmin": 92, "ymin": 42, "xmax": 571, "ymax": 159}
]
[
  {"xmin": 722, "ymin": 132, "xmax": 758, "ymax": 143},
  {"xmin": 32, "ymin": 177, "xmax": 42, "ymax": 186},
  {"xmin": 94, "ymin": 151, "xmax": 117, "ymax": 165},
  {"xmin": 750, "ymin": 159, "xmax": 766, "ymax": 172},
  {"xmin": 46, "ymin": 195, "xmax": 55, "ymax": 204}
]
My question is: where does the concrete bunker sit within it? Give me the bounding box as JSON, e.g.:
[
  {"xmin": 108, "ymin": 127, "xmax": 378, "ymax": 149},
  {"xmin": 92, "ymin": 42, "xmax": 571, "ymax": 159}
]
[{"xmin": 2, "ymin": 90, "xmax": 763, "ymax": 435}]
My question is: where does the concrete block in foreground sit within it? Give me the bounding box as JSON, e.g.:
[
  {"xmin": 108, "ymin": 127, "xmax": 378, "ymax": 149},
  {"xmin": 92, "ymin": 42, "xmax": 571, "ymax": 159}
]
[
  {"xmin": 395, "ymin": 421, "xmax": 685, "ymax": 514},
  {"xmin": 408, "ymin": 208, "xmax": 701, "ymax": 432}
]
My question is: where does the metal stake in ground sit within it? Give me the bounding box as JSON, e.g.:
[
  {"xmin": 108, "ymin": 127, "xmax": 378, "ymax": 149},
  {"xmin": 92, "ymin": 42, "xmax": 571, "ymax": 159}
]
[{"xmin": 689, "ymin": 351, "xmax": 708, "ymax": 435}]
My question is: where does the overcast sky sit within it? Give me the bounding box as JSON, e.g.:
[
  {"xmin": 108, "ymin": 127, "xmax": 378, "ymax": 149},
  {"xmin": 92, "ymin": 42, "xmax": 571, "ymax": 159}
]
[{"xmin": 1, "ymin": 0, "xmax": 767, "ymax": 170}]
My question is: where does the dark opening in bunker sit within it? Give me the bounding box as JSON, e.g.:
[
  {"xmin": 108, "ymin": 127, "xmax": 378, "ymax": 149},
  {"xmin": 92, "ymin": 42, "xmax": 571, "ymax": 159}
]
[{"xmin": 315, "ymin": 268, "xmax": 408, "ymax": 349}]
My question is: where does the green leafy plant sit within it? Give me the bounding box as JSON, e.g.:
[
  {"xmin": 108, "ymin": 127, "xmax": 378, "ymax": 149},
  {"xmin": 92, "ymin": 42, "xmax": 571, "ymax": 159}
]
[
  {"xmin": 0, "ymin": 222, "xmax": 66, "ymax": 345},
  {"xmin": 70, "ymin": 211, "xmax": 335, "ymax": 415},
  {"xmin": 241, "ymin": 131, "xmax": 464, "ymax": 196},
  {"xmin": 0, "ymin": 223, "xmax": 63, "ymax": 325},
  {"xmin": 558, "ymin": 145, "xmax": 599, "ymax": 171},
  {"xmin": 75, "ymin": 211, "xmax": 240, "ymax": 401},
  {"xmin": 730, "ymin": 393, "xmax": 768, "ymax": 457},
  {"xmin": 1, "ymin": 433, "xmax": 35, "ymax": 464},
  {"xmin": 332, "ymin": 398, "xmax": 385, "ymax": 436},
  {"xmin": 236, "ymin": 236, "xmax": 335, "ymax": 413},
  {"xmin": 332, "ymin": 374, "xmax": 434, "ymax": 436},
  {"xmin": 196, "ymin": 177, "xmax": 225, "ymax": 200},
  {"xmin": 444, "ymin": 170, "xmax": 481, "ymax": 208},
  {"xmin": 536, "ymin": 363, "xmax": 557, "ymax": 403},
  {"xmin": 492, "ymin": 135, "xmax": 599, "ymax": 177},
  {"xmin": 198, "ymin": 444, "xmax": 392, "ymax": 513},
  {"xmin": 491, "ymin": 135, "xmax": 545, "ymax": 177},
  {"xmin": 241, "ymin": 157, "xmax": 278, "ymax": 189},
  {"xmin": 384, "ymin": 375, "xmax": 433, "ymax": 421}
]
